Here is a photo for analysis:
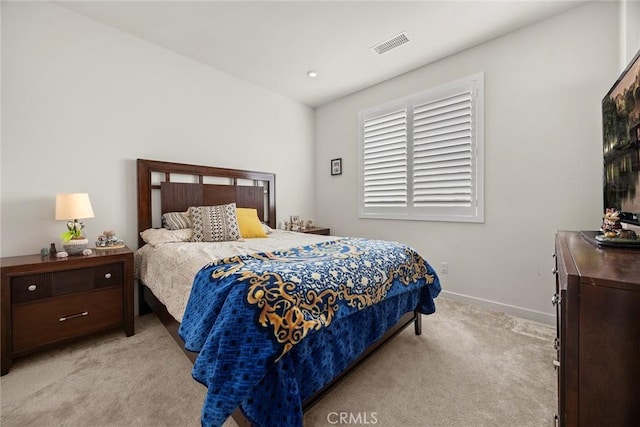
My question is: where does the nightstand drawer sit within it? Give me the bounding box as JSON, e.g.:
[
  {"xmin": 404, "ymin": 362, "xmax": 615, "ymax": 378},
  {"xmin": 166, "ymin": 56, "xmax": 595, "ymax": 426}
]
[
  {"xmin": 12, "ymin": 287, "xmax": 123, "ymax": 353},
  {"xmin": 52, "ymin": 268, "xmax": 94, "ymax": 296},
  {"xmin": 94, "ymin": 263, "xmax": 124, "ymax": 288},
  {"xmin": 11, "ymin": 273, "xmax": 52, "ymax": 303},
  {"xmin": 47, "ymin": 263, "xmax": 123, "ymax": 296}
]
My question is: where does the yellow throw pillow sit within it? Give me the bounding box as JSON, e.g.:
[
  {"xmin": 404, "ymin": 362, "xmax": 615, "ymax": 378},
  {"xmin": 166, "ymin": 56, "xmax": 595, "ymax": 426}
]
[{"xmin": 236, "ymin": 208, "xmax": 268, "ymax": 238}]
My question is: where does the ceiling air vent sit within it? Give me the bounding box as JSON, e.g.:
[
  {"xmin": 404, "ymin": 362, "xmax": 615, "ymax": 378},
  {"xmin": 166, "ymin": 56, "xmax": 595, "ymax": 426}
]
[{"xmin": 372, "ymin": 32, "xmax": 410, "ymax": 55}]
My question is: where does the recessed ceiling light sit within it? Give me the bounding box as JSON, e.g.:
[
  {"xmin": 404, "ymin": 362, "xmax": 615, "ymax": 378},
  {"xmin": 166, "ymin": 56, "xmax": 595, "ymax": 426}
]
[{"xmin": 307, "ymin": 70, "xmax": 318, "ymax": 78}]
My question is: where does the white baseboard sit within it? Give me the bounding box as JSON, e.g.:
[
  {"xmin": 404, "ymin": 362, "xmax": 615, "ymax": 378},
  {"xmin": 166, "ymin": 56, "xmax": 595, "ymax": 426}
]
[{"xmin": 439, "ymin": 290, "xmax": 556, "ymax": 325}]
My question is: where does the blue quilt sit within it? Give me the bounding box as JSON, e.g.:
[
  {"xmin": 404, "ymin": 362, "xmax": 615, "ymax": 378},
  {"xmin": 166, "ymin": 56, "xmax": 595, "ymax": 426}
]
[{"xmin": 178, "ymin": 238, "xmax": 441, "ymax": 427}]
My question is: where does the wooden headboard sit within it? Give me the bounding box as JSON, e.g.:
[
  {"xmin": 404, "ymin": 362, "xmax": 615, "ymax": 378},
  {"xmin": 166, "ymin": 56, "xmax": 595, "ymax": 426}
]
[{"xmin": 137, "ymin": 159, "xmax": 276, "ymax": 247}]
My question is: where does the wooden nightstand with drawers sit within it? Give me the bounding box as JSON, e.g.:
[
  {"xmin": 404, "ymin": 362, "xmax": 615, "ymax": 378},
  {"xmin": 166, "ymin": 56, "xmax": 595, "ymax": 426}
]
[
  {"xmin": 300, "ymin": 227, "xmax": 331, "ymax": 236},
  {"xmin": 1, "ymin": 246, "xmax": 134, "ymax": 375}
]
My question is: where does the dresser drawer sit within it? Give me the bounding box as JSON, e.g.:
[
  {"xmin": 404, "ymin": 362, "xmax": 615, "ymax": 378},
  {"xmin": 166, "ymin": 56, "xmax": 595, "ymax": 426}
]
[
  {"xmin": 12, "ymin": 287, "xmax": 123, "ymax": 353},
  {"xmin": 47, "ymin": 263, "xmax": 123, "ymax": 296},
  {"xmin": 11, "ymin": 273, "xmax": 52, "ymax": 303},
  {"xmin": 52, "ymin": 267, "xmax": 94, "ymax": 296},
  {"xmin": 94, "ymin": 263, "xmax": 124, "ymax": 288}
]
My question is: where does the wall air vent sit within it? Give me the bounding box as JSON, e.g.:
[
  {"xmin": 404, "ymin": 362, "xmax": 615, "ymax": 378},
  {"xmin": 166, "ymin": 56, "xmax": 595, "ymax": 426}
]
[{"xmin": 372, "ymin": 32, "xmax": 410, "ymax": 55}]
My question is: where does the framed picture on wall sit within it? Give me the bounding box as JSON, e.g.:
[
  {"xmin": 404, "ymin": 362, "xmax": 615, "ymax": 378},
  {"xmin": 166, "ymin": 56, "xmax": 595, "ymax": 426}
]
[
  {"xmin": 331, "ymin": 158, "xmax": 342, "ymax": 176},
  {"xmin": 290, "ymin": 215, "xmax": 300, "ymax": 230}
]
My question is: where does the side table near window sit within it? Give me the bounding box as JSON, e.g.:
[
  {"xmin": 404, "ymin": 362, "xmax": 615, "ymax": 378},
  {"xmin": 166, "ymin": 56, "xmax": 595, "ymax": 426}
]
[
  {"xmin": 1, "ymin": 246, "xmax": 134, "ymax": 375},
  {"xmin": 301, "ymin": 227, "xmax": 331, "ymax": 236}
]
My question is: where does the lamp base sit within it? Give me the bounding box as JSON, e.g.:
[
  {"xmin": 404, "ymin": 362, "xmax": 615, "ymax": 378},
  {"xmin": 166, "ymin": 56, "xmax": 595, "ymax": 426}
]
[{"xmin": 63, "ymin": 238, "xmax": 89, "ymax": 255}]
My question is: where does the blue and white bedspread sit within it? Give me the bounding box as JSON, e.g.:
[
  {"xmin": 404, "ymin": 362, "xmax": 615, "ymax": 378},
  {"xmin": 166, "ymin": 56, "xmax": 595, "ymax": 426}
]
[{"xmin": 178, "ymin": 238, "xmax": 441, "ymax": 427}]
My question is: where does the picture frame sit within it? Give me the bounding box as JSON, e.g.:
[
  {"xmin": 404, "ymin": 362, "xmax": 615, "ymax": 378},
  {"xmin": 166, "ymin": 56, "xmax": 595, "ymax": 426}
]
[
  {"xmin": 331, "ymin": 158, "xmax": 342, "ymax": 176},
  {"xmin": 290, "ymin": 215, "xmax": 300, "ymax": 230}
]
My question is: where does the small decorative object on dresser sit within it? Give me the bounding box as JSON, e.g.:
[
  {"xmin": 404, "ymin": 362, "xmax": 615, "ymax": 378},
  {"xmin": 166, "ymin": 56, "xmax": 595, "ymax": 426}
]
[
  {"xmin": 594, "ymin": 209, "xmax": 640, "ymax": 248},
  {"xmin": 600, "ymin": 208, "xmax": 623, "ymax": 237},
  {"xmin": 0, "ymin": 246, "xmax": 135, "ymax": 375},
  {"xmin": 331, "ymin": 158, "xmax": 342, "ymax": 176},
  {"xmin": 55, "ymin": 193, "xmax": 95, "ymax": 255},
  {"xmin": 95, "ymin": 230, "xmax": 125, "ymax": 249},
  {"xmin": 290, "ymin": 215, "xmax": 300, "ymax": 231}
]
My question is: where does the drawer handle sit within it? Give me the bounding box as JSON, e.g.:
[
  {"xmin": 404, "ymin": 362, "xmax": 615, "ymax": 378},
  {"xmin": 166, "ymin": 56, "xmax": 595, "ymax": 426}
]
[
  {"xmin": 27, "ymin": 284, "xmax": 37, "ymax": 292},
  {"xmin": 59, "ymin": 311, "xmax": 89, "ymax": 322},
  {"xmin": 104, "ymin": 273, "xmax": 112, "ymax": 279}
]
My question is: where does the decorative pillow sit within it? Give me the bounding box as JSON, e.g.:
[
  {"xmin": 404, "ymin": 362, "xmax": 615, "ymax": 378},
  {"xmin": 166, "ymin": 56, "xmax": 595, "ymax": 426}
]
[
  {"xmin": 262, "ymin": 223, "xmax": 273, "ymax": 234},
  {"xmin": 236, "ymin": 208, "xmax": 268, "ymax": 238},
  {"xmin": 162, "ymin": 211, "xmax": 192, "ymax": 230},
  {"xmin": 140, "ymin": 228, "xmax": 193, "ymax": 246},
  {"xmin": 189, "ymin": 204, "xmax": 242, "ymax": 242}
]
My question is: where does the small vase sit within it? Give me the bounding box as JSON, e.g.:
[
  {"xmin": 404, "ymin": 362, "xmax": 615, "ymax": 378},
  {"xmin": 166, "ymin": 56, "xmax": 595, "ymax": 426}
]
[{"xmin": 63, "ymin": 238, "xmax": 89, "ymax": 255}]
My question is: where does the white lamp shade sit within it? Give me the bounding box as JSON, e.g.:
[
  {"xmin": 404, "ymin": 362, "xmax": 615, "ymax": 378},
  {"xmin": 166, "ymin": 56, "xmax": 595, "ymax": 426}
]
[{"xmin": 55, "ymin": 193, "xmax": 95, "ymax": 220}]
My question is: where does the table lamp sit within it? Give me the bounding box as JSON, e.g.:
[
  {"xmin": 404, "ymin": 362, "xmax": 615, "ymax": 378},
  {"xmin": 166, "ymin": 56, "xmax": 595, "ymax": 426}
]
[{"xmin": 55, "ymin": 193, "xmax": 95, "ymax": 255}]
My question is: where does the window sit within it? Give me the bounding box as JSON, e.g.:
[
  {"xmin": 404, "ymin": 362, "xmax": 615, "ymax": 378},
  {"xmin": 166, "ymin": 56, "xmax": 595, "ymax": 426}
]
[{"xmin": 358, "ymin": 73, "xmax": 484, "ymax": 223}]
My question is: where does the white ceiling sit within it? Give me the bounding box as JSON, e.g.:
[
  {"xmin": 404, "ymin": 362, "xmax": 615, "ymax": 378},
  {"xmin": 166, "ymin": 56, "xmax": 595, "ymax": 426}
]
[{"xmin": 57, "ymin": 0, "xmax": 586, "ymax": 107}]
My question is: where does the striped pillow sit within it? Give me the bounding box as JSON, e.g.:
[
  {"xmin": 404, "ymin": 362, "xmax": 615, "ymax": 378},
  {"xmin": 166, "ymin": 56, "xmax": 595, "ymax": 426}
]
[
  {"xmin": 162, "ymin": 211, "xmax": 192, "ymax": 230},
  {"xmin": 189, "ymin": 203, "xmax": 242, "ymax": 242}
]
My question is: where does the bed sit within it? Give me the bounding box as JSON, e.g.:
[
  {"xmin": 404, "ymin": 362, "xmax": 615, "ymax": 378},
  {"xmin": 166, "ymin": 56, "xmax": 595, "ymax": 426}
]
[{"xmin": 134, "ymin": 159, "xmax": 441, "ymax": 427}]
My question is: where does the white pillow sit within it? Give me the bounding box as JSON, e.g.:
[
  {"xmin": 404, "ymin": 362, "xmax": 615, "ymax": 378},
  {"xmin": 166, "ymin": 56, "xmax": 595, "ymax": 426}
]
[{"xmin": 140, "ymin": 228, "xmax": 193, "ymax": 246}]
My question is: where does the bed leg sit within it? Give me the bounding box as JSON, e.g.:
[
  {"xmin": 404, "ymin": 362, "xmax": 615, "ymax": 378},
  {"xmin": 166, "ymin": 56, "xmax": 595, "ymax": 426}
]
[
  {"xmin": 232, "ymin": 408, "xmax": 253, "ymax": 427},
  {"xmin": 138, "ymin": 282, "xmax": 153, "ymax": 315},
  {"xmin": 414, "ymin": 311, "xmax": 422, "ymax": 336}
]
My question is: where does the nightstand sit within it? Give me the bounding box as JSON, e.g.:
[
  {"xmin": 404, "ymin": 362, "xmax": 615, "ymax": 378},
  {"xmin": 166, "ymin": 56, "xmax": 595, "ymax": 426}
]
[
  {"xmin": 301, "ymin": 227, "xmax": 331, "ymax": 235},
  {"xmin": 1, "ymin": 246, "xmax": 134, "ymax": 375}
]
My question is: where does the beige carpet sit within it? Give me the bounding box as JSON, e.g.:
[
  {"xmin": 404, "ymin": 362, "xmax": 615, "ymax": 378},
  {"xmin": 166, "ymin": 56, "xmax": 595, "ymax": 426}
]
[{"xmin": 0, "ymin": 298, "xmax": 556, "ymax": 426}]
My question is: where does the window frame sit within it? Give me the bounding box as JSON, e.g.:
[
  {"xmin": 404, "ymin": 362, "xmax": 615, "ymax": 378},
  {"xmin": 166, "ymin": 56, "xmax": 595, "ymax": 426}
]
[{"xmin": 358, "ymin": 73, "xmax": 484, "ymax": 223}]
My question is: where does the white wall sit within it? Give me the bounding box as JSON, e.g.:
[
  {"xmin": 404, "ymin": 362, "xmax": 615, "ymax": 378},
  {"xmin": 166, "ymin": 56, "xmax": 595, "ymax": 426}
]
[
  {"xmin": 1, "ymin": 1, "xmax": 316, "ymax": 257},
  {"xmin": 315, "ymin": 2, "xmax": 620, "ymax": 323},
  {"xmin": 621, "ymin": 0, "xmax": 640, "ymax": 65}
]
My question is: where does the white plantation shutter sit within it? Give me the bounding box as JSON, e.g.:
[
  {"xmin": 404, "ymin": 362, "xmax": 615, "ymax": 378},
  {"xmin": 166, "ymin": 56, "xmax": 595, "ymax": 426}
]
[
  {"xmin": 362, "ymin": 109, "xmax": 407, "ymax": 208},
  {"xmin": 359, "ymin": 74, "xmax": 484, "ymax": 222},
  {"xmin": 412, "ymin": 90, "xmax": 473, "ymax": 208}
]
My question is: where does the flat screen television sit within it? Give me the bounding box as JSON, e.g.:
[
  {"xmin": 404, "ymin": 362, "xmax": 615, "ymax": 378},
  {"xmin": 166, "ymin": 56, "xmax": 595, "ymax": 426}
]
[{"xmin": 602, "ymin": 49, "xmax": 640, "ymax": 226}]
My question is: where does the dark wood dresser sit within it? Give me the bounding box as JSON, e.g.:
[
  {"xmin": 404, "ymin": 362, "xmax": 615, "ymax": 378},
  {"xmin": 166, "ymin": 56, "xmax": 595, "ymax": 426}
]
[
  {"xmin": 1, "ymin": 246, "xmax": 134, "ymax": 375},
  {"xmin": 553, "ymin": 231, "xmax": 640, "ymax": 426}
]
